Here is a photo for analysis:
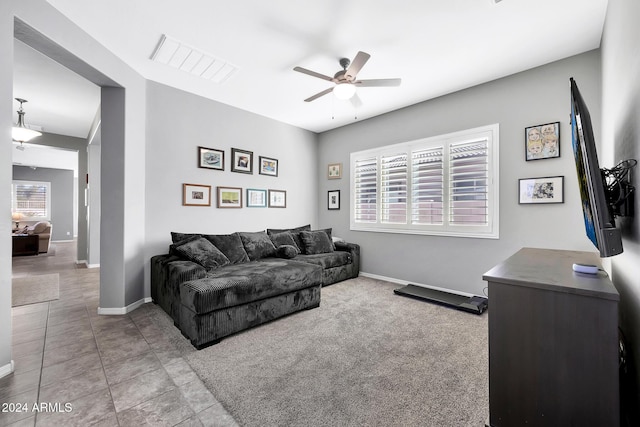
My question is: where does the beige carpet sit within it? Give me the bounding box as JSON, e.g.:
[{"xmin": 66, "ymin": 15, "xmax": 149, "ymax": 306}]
[
  {"xmin": 12, "ymin": 273, "xmax": 60, "ymax": 307},
  {"xmin": 185, "ymin": 277, "xmax": 489, "ymax": 427}
]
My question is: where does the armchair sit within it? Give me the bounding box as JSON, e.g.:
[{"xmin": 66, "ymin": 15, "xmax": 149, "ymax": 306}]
[{"xmin": 27, "ymin": 221, "xmax": 52, "ymax": 253}]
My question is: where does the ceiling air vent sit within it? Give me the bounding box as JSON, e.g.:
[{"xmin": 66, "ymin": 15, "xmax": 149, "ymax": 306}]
[{"xmin": 151, "ymin": 35, "xmax": 238, "ymax": 84}]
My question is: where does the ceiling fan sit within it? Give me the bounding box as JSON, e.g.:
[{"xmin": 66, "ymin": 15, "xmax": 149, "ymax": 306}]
[{"xmin": 293, "ymin": 51, "xmax": 401, "ymax": 105}]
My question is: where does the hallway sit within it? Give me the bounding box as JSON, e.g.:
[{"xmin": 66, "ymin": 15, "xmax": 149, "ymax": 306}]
[{"xmin": 1, "ymin": 241, "xmax": 235, "ymax": 426}]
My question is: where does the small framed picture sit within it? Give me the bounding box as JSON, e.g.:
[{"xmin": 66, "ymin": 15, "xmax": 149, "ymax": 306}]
[
  {"xmin": 268, "ymin": 189, "xmax": 286, "ymax": 208},
  {"xmin": 328, "ymin": 190, "xmax": 340, "ymax": 210},
  {"xmin": 525, "ymin": 122, "xmax": 560, "ymax": 161},
  {"xmin": 519, "ymin": 176, "xmax": 564, "ymax": 204},
  {"xmin": 183, "ymin": 183, "xmax": 211, "ymax": 206},
  {"xmin": 217, "ymin": 186, "xmax": 242, "ymax": 208},
  {"xmin": 231, "ymin": 148, "xmax": 253, "ymax": 174},
  {"xmin": 246, "ymin": 188, "xmax": 267, "ymax": 207},
  {"xmin": 198, "ymin": 147, "xmax": 224, "ymax": 170},
  {"xmin": 258, "ymin": 156, "xmax": 278, "ymax": 177},
  {"xmin": 328, "ymin": 163, "xmax": 342, "ymax": 179}
]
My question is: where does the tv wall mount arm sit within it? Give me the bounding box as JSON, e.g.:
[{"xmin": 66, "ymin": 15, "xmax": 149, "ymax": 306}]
[{"xmin": 602, "ymin": 158, "xmax": 637, "ymax": 218}]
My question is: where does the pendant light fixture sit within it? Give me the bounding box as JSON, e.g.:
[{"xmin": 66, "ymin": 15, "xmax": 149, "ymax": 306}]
[{"xmin": 12, "ymin": 98, "xmax": 42, "ymax": 146}]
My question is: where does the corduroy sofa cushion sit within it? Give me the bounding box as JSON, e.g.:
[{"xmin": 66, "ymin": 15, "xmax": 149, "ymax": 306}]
[{"xmin": 180, "ymin": 259, "xmax": 322, "ymax": 313}]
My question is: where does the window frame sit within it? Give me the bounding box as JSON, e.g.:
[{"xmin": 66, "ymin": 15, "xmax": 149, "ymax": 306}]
[
  {"xmin": 350, "ymin": 124, "xmax": 499, "ymax": 239},
  {"xmin": 12, "ymin": 180, "xmax": 52, "ymax": 222}
]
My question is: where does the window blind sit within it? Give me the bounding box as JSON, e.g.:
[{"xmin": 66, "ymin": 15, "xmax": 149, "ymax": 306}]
[
  {"xmin": 13, "ymin": 182, "xmax": 50, "ymax": 219},
  {"xmin": 449, "ymin": 139, "xmax": 489, "ymax": 225},
  {"xmin": 353, "ymin": 157, "xmax": 378, "ymax": 223},
  {"xmin": 381, "ymin": 153, "xmax": 407, "ymax": 224},
  {"xmin": 411, "ymin": 146, "xmax": 444, "ymax": 225}
]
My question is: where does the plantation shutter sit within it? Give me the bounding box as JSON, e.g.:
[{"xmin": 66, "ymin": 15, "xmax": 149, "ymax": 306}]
[
  {"xmin": 449, "ymin": 138, "xmax": 489, "ymax": 225},
  {"xmin": 381, "ymin": 153, "xmax": 408, "ymax": 224},
  {"xmin": 411, "ymin": 146, "xmax": 444, "ymax": 225},
  {"xmin": 354, "ymin": 157, "xmax": 378, "ymax": 223}
]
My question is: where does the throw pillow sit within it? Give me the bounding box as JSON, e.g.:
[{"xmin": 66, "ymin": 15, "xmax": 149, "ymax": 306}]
[
  {"xmin": 269, "ymin": 232, "xmax": 300, "ymax": 253},
  {"xmin": 170, "ymin": 236, "xmax": 230, "ymax": 270},
  {"xmin": 203, "ymin": 233, "xmax": 250, "ymax": 264},
  {"xmin": 238, "ymin": 231, "xmax": 277, "ymax": 261},
  {"xmin": 266, "ymin": 224, "xmax": 311, "ymax": 235},
  {"xmin": 299, "ymin": 230, "xmax": 335, "ymax": 255},
  {"xmin": 267, "ymin": 224, "xmax": 310, "ymax": 254},
  {"xmin": 171, "ymin": 232, "xmax": 200, "ymax": 243},
  {"xmin": 276, "ymin": 245, "xmax": 298, "ymax": 259}
]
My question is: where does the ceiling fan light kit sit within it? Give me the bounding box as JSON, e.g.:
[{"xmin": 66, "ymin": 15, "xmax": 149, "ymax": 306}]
[
  {"xmin": 12, "ymin": 98, "xmax": 42, "ymax": 144},
  {"xmin": 333, "ymin": 83, "xmax": 357, "ymax": 100},
  {"xmin": 294, "ymin": 51, "xmax": 401, "ymax": 104}
]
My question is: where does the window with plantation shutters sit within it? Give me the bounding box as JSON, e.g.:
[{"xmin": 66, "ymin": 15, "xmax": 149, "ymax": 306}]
[
  {"xmin": 12, "ymin": 180, "xmax": 51, "ymax": 221},
  {"xmin": 350, "ymin": 124, "xmax": 499, "ymax": 239}
]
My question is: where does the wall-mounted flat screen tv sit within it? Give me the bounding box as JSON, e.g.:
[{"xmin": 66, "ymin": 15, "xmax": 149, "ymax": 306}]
[{"xmin": 570, "ymin": 77, "xmax": 622, "ymax": 257}]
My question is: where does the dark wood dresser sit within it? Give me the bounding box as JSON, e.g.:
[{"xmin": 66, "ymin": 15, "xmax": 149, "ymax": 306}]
[{"xmin": 483, "ymin": 248, "xmax": 619, "ymax": 427}]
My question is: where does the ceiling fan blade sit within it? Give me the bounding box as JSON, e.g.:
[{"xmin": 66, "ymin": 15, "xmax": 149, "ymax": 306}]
[
  {"xmin": 350, "ymin": 93, "xmax": 363, "ymax": 109},
  {"xmin": 354, "ymin": 78, "xmax": 401, "ymax": 87},
  {"xmin": 304, "ymin": 87, "xmax": 334, "ymax": 102},
  {"xmin": 293, "ymin": 66, "xmax": 334, "ymax": 82},
  {"xmin": 345, "ymin": 51, "xmax": 371, "ymax": 80}
]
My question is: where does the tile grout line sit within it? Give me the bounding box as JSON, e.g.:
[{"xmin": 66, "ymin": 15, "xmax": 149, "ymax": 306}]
[
  {"xmin": 86, "ymin": 298, "xmax": 122, "ymax": 427},
  {"xmin": 33, "ymin": 301, "xmax": 51, "ymax": 426}
]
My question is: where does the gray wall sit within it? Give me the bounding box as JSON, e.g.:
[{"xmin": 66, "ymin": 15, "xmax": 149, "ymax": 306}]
[
  {"xmin": 144, "ymin": 81, "xmax": 319, "ymax": 295},
  {"xmin": 318, "ymin": 51, "xmax": 601, "ymax": 295},
  {"xmin": 13, "ymin": 165, "xmax": 74, "ymax": 240},
  {"xmin": 602, "ymin": 0, "xmax": 640, "ymax": 415}
]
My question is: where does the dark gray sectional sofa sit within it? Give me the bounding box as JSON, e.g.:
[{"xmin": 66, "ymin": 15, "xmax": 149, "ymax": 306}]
[{"xmin": 150, "ymin": 225, "xmax": 360, "ymax": 348}]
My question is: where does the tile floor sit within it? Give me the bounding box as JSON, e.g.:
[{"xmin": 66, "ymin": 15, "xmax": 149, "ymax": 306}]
[{"xmin": 1, "ymin": 241, "xmax": 238, "ymax": 427}]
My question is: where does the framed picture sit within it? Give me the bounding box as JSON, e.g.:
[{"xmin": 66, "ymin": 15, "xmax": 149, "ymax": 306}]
[
  {"xmin": 519, "ymin": 176, "xmax": 564, "ymax": 204},
  {"xmin": 328, "ymin": 163, "xmax": 342, "ymax": 179},
  {"xmin": 328, "ymin": 190, "xmax": 340, "ymax": 210},
  {"xmin": 217, "ymin": 186, "xmax": 242, "ymax": 208},
  {"xmin": 231, "ymin": 148, "xmax": 253, "ymax": 174},
  {"xmin": 525, "ymin": 121, "xmax": 560, "ymax": 161},
  {"xmin": 268, "ymin": 189, "xmax": 286, "ymax": 208},
  {"xmin": 259, "ymin": 156, "xmax": 278, "ymax": 177},
  {"xmin": 183, "ymin": 183, "xmax": 211, "ymax": 206},
  {"xmin": 246, "ymin": 188, "xmax": 267, "ymax": 207},
  {"xmin": 198, "ymin": 146, "xmax": 224, "ymax": 170}
]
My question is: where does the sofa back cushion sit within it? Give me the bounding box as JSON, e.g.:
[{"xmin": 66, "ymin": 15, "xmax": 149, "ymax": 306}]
[
  {"xmin": 238, "ymin": 231, "xmax": 277, "ymax": 260},
  {"xmin": 170, "ymin": 236, "xmax": 230, "ymax": 270},
  {"xmin": 203, "ymin": 233, "xmax": 250, "ymax": 264},
  {"xmin": 300, "ymin": 230, "xmax": 335, "ymax": 255}
]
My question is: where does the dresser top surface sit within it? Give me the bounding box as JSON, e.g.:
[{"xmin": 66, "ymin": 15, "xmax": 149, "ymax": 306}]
[{"xmin": 483, "ymin": 247, "xmax": 619, "ymax": 301}]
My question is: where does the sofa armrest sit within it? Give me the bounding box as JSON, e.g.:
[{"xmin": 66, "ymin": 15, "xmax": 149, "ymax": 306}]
[
  {"xmin": 151, "ymin": 255, "xmax": 206, "ymax": 324},
  {"xmin": 334, "ymin": 242, "xmax": 360, "ymax": 276}
]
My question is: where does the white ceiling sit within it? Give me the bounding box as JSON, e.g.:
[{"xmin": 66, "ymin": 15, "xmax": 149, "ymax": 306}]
[
  {"xmin": 13, "ymin": 39, "xmax": 100, "ymax": 139},
  {"xmin": 16, "ymin": 0, "xmax": 608, "ymax": 137}
]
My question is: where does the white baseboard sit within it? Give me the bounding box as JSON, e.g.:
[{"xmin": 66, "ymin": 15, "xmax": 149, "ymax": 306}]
[
  {"xmin": 97, "ymin": 297, "xmax": 153, "ymax": 315},
  {"xmin": 52, "ymin": 239, "xmax": 74, "ymax": 243},
  {"xmin": 0, "ymin": 360, "xmax": 15, "ymax": 379},
  {"xmin": 359, "ymin": 271, "xmax": 475, "ymax": 298},
  {"xmin": 75, "ymin": 260, "xmax": 100, "ymax": 269}
]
